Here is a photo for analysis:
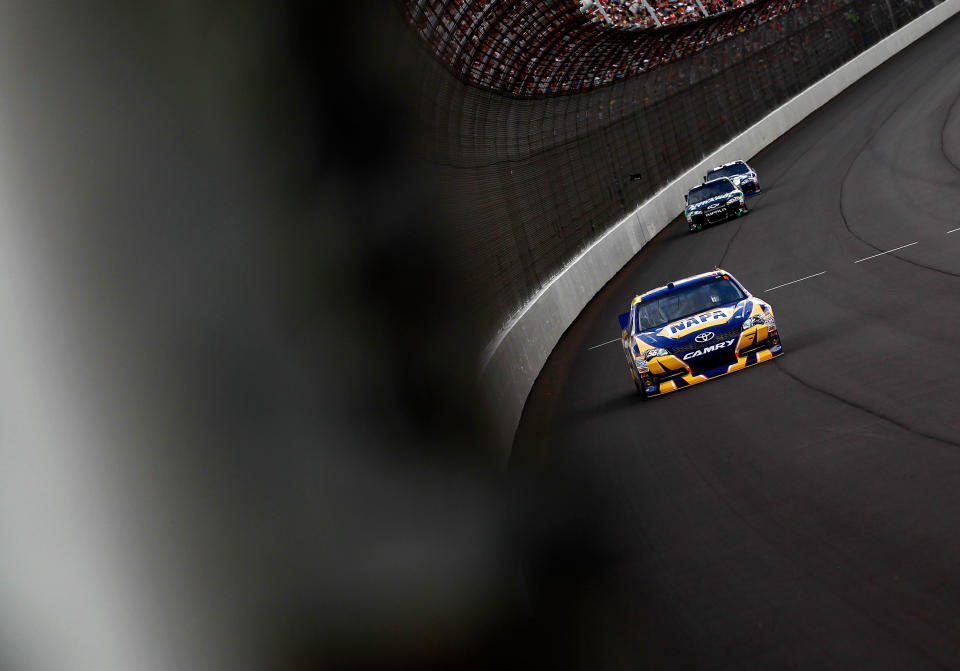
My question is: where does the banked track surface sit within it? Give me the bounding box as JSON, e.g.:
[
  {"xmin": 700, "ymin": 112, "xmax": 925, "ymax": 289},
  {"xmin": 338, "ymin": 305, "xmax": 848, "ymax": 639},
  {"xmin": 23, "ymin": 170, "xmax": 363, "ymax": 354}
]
[{"xmin": 513, "ymin": 12, "xmax": 960, "ymax": 670}]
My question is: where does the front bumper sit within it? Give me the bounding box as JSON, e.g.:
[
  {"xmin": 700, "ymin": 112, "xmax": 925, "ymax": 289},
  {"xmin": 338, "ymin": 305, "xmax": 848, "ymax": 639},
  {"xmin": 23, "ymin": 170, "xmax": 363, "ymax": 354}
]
[
  {"xmin": 689, "ymin": 202, "xmax": 745, "ymax": 228},
  {"xmin": 638, "ymin": 325, "xmax": 782, "ymax": 397}
]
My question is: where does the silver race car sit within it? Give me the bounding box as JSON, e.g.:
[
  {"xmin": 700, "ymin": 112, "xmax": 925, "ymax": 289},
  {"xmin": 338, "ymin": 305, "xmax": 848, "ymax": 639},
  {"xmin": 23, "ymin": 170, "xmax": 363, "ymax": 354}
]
[{"xmin": 705, "ymin": 160, "xmax": 760, "ymax": 195}]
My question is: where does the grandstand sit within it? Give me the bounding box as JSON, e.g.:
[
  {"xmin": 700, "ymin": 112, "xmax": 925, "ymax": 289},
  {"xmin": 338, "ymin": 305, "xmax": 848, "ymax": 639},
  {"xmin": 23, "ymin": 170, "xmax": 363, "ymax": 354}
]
[
  {"xmin": 404, "ymin": 0, "xmax": 808, "ymax": 96},
  {"xmin": 580, "ymin": 0, "xmax": 753, "ymax": 30}
]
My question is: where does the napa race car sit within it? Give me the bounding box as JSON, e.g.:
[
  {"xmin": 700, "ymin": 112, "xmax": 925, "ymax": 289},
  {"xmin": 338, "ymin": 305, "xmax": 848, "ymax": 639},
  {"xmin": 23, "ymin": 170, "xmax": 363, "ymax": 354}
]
[
  {"xmin": 705, "ymin": 160, "xmax": 760, "ymax": 195},
  {"xmin": 684, "ymin": 178, "xmax": 748, "ymax": 233},
  {"xmin": 618, "ymin": 269, "xmax": 782, "ymax": 398}
]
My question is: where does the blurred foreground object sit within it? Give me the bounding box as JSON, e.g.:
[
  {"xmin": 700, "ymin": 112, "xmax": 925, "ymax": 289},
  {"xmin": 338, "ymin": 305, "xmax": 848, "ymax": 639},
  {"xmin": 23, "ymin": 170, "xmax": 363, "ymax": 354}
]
[{"xmin": 0, "ymin": 2, "xmax": 518, "ymax": 670}]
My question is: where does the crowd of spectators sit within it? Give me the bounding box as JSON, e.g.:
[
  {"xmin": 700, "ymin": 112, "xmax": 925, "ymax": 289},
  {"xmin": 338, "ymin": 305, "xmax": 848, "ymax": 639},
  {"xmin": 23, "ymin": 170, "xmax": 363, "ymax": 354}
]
[
  {"xmin": 405, "ymin": 0, "xmax": 809, "ymax": 96},
  {"xmin": 405, "ymin": 0, "xmax": 948, "ymax": 97},
  {"xmin": 579, "ymin": 0, "xmax": 753, "ymax": 30}
]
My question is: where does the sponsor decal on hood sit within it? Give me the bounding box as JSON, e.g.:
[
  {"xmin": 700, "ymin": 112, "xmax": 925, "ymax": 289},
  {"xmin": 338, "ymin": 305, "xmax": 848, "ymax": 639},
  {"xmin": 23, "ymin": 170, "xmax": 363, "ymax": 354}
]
[
  {"xmin": 688, "ymin": 193, "xmax": 735, "ymax": 211},
  {"xmin": 659, "ymin": 307, "xmax": 736, "ymax": 338},
  {"xmin": 634, "ymin": 301, "xmax": 752, "ymax": 349}
]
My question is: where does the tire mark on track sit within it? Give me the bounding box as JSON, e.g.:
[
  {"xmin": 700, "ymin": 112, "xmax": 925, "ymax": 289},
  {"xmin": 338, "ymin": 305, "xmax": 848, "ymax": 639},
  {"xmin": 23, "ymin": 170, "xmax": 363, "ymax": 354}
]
[
  {"xmin": 716, "ymin": 218, "xmax": 744, "ymax": 268},
  {"xmin": 838, "ymin": 71, "xmax": 960, "ymax": 279},
  {"xmin": 940, "ymin": 86, "xmax": 960, "ymax": 175},
  {"xmin": 773, "ymin": 359, "xmax": 960, "ymax": 450}
]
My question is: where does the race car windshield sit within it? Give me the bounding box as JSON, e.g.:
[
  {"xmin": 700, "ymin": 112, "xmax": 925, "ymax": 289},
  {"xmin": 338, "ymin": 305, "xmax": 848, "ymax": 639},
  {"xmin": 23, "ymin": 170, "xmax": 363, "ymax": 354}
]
[
  {"xmin": 706, "ymin": 163, "xmax": 750, "ymax": 179},
  {"xmin": 688, "ymin": 181, "xmax": 735, "ymax": 205},
  {"xmin": 635, "ymin": 279, "xmax": 746, "ymax": 331}
]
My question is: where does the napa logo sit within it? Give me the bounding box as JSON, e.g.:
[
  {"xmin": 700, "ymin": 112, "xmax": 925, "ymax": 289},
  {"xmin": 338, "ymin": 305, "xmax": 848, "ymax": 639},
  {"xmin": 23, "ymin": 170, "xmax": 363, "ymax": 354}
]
[{"xmin": 668, "ymin": 310, "xmax": 728, "ymax": 335}]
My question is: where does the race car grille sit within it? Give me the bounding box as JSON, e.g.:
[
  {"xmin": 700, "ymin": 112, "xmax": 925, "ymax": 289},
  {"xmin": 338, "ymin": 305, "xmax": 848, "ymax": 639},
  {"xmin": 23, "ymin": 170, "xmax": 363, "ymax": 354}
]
[
  {"xmin": 668, "ymin": 325, "xmax": 741, "ymax": 355},
  {"xmin": 686, "ymin": 349, "xmax": 738, "ymax": 376}
]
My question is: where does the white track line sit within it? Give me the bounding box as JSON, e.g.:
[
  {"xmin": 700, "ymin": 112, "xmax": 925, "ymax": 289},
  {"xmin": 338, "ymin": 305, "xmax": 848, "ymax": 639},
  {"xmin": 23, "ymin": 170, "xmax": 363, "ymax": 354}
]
[
  {"xmin": 588, "ymin": 337, "xmax": 621, "ymax": 351},
  {"xmin": 947, "ymin": 227, "xmax": 960, "ymax": 234},
  {"xmin": 853, "ymin": 241, "xmax": 918, "ymax": 263},
  {"xmin": 765, "ymin": 271, "xmax": 827, "ymax": 292}
]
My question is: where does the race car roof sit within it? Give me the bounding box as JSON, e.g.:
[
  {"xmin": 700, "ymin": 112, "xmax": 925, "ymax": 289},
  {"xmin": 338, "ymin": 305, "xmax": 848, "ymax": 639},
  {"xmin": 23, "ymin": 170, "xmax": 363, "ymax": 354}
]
[
  {"xmin": 709, "ymin": 160, "xmax": 748, "ymax": 170},
  {"xmin": 686, "ymin": 177, "xmax": 736, "ymax": 196},
  {"xmin": 631, "ymin": 269, "xmax": 732, "ymax": 305}
]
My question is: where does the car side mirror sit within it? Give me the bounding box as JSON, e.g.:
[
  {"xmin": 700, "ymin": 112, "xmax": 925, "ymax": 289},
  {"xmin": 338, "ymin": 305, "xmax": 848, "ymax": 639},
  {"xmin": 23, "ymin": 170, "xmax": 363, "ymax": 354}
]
[{"xmin": 684, "ymin": 195, "xmax": 688, "ymax": 204}]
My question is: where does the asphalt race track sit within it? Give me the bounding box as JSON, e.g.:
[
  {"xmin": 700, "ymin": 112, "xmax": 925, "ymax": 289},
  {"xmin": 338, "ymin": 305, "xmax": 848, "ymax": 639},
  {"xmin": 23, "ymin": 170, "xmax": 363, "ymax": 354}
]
[{"xmin": 512, "ymin": 13, "xmax": 960, "ymax": 670}]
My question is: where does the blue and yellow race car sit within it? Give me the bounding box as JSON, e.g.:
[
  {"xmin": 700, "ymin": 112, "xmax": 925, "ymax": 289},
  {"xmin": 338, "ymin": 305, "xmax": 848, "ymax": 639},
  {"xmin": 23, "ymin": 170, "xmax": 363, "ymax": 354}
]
[{"xmin": 618, "ymin": 269, "xmax": 782, "ymax": 397}]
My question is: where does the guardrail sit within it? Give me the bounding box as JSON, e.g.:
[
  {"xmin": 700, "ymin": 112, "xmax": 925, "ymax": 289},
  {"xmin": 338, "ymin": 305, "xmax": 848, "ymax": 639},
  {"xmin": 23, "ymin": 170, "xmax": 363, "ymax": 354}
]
[{"xmin": 479, "ymin": 0, "xmax": 960, "ymax": 453}]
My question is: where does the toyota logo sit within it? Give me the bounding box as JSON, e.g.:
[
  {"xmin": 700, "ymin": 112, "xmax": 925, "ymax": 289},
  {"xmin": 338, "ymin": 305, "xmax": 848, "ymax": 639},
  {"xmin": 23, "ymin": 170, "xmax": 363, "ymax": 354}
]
[{"xmin": 695, "ymin": 332, "xmax": 715, "ymax": 343}]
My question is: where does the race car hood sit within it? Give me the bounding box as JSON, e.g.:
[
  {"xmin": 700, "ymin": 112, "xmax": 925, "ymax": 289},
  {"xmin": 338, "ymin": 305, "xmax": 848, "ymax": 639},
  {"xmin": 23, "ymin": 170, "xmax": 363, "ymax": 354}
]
[
  {"xmin": 687, "ymin": 193, "xmax": 735, "ymax": 212},
  {"xmin": 709, "ymin": 172, "xmax": 754, "ymax": 187},
  {"xmin": 634, "ymin": 299, "xmax": 754, "ymax": 349}
]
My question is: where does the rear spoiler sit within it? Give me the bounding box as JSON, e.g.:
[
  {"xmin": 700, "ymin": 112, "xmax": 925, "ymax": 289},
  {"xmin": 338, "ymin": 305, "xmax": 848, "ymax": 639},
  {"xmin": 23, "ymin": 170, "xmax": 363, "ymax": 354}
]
[{"xmin": 618, "ymin": 312, "xmax": 630, "ymax": 331}]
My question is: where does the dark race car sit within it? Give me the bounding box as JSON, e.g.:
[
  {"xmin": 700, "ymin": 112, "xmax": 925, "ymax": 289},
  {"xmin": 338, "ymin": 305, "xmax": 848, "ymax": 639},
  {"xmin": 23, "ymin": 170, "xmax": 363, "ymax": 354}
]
[
  {"xmin": 684, "ymin": 178, "xmax": 747, "ymax": 233},
  {"xmin": 705, "ymin": 160, "xmax": 761, "ymax": 195},
  {"xmin": 618, "ymin": 269, "xmax": 782, "ymax": 398}
]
